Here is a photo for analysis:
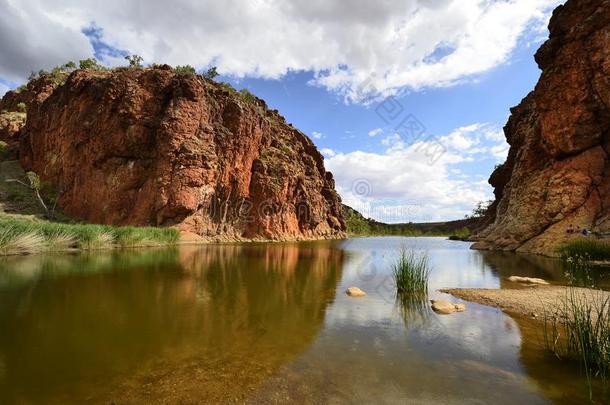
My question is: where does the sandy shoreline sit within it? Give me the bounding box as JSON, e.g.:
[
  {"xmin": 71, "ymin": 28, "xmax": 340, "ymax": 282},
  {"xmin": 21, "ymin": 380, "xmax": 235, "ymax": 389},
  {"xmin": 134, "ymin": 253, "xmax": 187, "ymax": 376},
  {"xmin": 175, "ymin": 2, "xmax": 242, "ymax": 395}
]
[{"xmin": 440, "ymin": 285, "xmax": 610, "ymax": 319}]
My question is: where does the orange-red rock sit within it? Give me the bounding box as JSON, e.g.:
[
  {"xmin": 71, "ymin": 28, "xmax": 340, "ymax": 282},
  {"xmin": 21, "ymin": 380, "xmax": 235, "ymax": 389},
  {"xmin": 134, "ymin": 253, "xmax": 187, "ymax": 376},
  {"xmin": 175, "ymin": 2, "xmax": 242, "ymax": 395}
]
[
  {"xmin": 473, "ymin": 0, "xmax": 610, "ymax": 256},
  {"xmin": 13, "ymin": 66, "xmax": 345, "ymax": 241}
]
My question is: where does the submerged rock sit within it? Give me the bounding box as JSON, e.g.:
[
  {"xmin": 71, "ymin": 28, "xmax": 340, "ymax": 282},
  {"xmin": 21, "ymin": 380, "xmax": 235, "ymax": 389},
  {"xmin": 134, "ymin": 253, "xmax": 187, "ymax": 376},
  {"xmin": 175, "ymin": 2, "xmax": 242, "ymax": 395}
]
[
  {"xmin": 431, "ymin": 300, "xmax": 466, "ymax": 314},
  {"xmin": 346, "ymin": 287, "xmax": 366, "ymax": 297},
  {"xmin": 472, "ymin": 0, "xmax": 610, "ymax": 256},
  {"xmin": 508, "ymin": 276, "xmax": 549, "ymax": 285}
]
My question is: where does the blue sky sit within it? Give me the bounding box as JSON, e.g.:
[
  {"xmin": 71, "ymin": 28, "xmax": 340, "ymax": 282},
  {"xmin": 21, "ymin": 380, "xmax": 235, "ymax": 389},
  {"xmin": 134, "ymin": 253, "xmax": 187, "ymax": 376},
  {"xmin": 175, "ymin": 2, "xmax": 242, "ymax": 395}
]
[{"xmin": 0, "ymin": 0, "xmax": 564, "ymax": 222}]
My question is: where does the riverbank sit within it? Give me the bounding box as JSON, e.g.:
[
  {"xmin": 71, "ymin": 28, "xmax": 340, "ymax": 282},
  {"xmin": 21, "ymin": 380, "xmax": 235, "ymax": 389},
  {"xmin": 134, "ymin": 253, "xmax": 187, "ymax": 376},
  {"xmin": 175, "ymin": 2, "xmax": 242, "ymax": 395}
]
[
  {"xmin": 0, "ymin": 213, "xmax": 180, "ymax": 255},
  {"xmin": 440, "ymin": 285, "xmax": 610, "ymax": 319}
]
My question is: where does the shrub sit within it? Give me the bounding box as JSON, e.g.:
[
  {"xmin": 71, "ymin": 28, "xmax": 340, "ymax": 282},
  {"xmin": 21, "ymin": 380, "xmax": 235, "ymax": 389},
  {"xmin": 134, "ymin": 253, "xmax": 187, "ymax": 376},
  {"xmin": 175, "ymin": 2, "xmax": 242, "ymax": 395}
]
[
  {"xmin": 239, "ymin": 88, "xmax": 257, "ymax": 104},
  {"xmin": 0, "ymin": 141, "xmax": 7, "ymax": 154},
  {"xmin": 79, "ymin": 58, "xmax": 105, "ymax": 70},
  {"xmin": 392, "ymin": 248, "xmax": 431, "ymax": 295},
  {"xmin": 16, "ymin": 102, "xmax": 27, "ymax": 113},
  {"xmin": 203, "ymin": 66, "xmax": 219, "ymax": 80},
  {"xmin": 174, "ymin": 65, "xmax": 197, "ymax": 76},
  {"xmin": 219, "ymin": 82, "xmax": 236, "ymax": 93}
]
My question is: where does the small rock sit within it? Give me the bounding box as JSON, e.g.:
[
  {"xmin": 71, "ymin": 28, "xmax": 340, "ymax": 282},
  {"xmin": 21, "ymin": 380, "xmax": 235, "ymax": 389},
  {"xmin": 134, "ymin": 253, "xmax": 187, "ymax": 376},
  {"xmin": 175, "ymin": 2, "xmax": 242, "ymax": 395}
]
[
  {"xmin": 431, "ymin": 300, "xmax": 466, "ymax": 314},
  {"xmin": 508, "ymin": 276, "xmax": 549, "ymax": 285},
  {"xmin": 346, "ymin": 287, "xmax": 366, "ymax": 297}
]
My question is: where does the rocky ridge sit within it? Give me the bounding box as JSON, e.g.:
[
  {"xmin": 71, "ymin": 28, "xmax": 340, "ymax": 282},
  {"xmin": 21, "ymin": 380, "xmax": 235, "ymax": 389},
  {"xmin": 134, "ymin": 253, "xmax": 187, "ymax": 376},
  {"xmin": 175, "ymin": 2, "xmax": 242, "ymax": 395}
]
[{"xmin": 1, "ymin": 66, "xmax": 345, "ymax": 241}]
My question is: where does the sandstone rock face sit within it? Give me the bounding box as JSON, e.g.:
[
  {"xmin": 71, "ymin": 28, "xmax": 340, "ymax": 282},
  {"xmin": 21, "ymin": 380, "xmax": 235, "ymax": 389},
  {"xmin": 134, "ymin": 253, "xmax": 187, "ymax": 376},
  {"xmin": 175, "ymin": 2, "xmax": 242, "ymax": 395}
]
[
  {"xmin": 0, "ymin": 112, "xmax": 26, "ymax": 145},
  {"xmin": 473, "ymin": 0, "xmax": 610, "ymax": 256},
  {"xmin": 13, "ymin": 67, "xmax": 345, "ymax": 241}
]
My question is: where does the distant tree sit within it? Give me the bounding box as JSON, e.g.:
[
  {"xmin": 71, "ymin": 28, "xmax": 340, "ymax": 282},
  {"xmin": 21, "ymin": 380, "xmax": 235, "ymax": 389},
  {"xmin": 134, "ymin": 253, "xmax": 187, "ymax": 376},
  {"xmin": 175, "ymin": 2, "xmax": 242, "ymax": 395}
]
[
  {"xmin": 125, "ymin": 54, "xmax": 144, "ymax": 68},
  {"xmin": 174, "ymin": 65, "xmax": 197, "ymax": 75},
  {"xmin": 16, "ymin": 102, "xmax": 27, "ymax": 113},
  {"xmin": 203, "ymin": 66, "xmax": 219, "ymax": 80},
  {"xmin": 469, "ymin": 200, "xmax": 493, "ymax": 219}
]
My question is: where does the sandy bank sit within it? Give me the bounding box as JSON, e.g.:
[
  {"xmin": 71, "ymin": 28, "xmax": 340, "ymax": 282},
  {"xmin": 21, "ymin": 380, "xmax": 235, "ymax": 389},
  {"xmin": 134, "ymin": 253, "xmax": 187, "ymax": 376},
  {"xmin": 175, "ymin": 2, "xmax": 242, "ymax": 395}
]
[{"xmin": 440, "ymin": 286, "xmax": 610, "ymax": 319}]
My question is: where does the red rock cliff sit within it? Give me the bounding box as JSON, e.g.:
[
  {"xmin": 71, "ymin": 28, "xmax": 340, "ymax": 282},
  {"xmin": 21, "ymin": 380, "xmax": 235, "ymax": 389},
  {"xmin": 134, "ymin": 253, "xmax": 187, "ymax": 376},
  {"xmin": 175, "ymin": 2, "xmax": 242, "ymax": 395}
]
[
  {"xmin": 473, "ymin": 0, "xmax": 610, "ymax": 255},
  {"xmin": 12, "ymin": 66, "xmax": 345, "ymax": 241}
]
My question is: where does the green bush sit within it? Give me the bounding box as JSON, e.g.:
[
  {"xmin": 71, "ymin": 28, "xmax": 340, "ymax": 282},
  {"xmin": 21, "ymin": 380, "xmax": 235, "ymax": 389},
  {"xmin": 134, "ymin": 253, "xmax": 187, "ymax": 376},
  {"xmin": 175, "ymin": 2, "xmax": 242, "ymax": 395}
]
[
  {"xmin": 174, "ymin": 65, "xmax": 197, "ymax": 76},
  {"xmin": 79, "ymin": 58, "xmax": 105, "ymax": 70},
  {"xmin": 203, "ymin": 66, "xmax": 219, "ymax": 80},
  {"xmin": 239, "ymin": 88, "xmax": 257, "ymax": 104},
  {"xmin": 16, "ymin": 102, "xmax": 26, "ymax": 113}
]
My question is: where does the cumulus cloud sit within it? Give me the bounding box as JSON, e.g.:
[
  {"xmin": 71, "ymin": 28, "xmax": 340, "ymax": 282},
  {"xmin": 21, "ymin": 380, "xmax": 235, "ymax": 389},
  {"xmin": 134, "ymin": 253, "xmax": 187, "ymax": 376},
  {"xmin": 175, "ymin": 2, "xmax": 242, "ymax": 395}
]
[
  {"xmin": 325, "ymin": 122, "xmax": 509, "ymax": 222},
  {"xmin": 0, "ymin": 0, "xmax": 562, "ymax": 101}
]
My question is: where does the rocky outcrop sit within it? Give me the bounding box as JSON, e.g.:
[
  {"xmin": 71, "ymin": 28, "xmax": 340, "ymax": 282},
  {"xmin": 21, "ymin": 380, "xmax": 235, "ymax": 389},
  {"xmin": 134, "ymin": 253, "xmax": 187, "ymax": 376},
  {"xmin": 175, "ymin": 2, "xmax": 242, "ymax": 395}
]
[
  {"xmin": 473, "ymin": 0, "xmax": 610, "ymax": 256},
  {"xmin": 0, "ymin": 112, "xmax": 26, "ymax": 145},
  {"xmin": 9, "ymin": 66, "xmax": 344, "ymax": 240}
]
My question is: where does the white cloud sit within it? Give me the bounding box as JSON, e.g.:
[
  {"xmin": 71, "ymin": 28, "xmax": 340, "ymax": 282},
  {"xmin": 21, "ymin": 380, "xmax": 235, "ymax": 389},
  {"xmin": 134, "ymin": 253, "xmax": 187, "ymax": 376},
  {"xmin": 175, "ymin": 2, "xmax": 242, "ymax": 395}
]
[
  {"xmin": 368, "ymin": 128, "xmax": 383, "ymax": 137},
  {"xmin": 0, "ymin": 82, "xmax": 9, "ymax": 97},
  {"xmin": 321, "ymin": 148, "xmax": 336, "ymax": 158},
  {"xmin": 311, "ymin": 131, "xmax": 323, "ymax": 139},
  {"xmin": 490, "ymin": 142, "xmax": 510, "ymax": 162},
  {"xmin": 326, "ymin": 122, "xmax": 513, "ymax": 222},
  {"xmin": 0, "ymin": 0, "xmax": 562, "ymax": 102}
]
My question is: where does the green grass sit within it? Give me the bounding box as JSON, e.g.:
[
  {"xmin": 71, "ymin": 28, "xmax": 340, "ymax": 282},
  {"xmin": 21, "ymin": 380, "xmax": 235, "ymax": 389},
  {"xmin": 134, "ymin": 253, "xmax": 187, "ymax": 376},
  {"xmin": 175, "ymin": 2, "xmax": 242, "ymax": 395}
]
[
  {"xmin": 0, "ymin": 217, "xmax": 180, "ymax": 256},
  {"xmin": 558, "ymin": 239, "xmax": 610, "ymax": 261},
  {"xmin": 392, "ymin": 248, "xmax": 431, "ymax": 295},
  {"xmin": 543, "ymin": 288, "xmax": 610, "ymax": 401}
]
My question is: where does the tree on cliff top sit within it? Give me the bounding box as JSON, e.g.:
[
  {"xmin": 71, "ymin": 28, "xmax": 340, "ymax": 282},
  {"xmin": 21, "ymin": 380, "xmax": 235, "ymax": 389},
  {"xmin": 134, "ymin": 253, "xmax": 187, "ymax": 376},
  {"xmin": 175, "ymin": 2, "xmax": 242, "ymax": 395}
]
[{"xmin": 125, "ymin": 54, "xmax": 144, "ymax": 68}]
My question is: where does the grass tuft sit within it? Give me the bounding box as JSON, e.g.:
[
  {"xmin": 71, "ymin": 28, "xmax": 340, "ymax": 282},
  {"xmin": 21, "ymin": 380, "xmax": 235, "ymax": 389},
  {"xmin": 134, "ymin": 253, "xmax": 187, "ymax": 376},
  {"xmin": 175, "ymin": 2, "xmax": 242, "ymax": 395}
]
[
  {"xmin": 558, "ymin": 239, "xmax": 610, "ymax": 261},
  {"xmin": 543, "ymin": 288, "xmax": 610, "ymax": 401},
  {"xmin": 46, "ymin": 230, "xmax": 78, "ymax": 251},
  {"xmin": 0, "ymin": 229, "xmax": 46, "ymax": 255},
  {"xmin": 392, "ymin": 248, "xmax": 431, "ymax": 295}
]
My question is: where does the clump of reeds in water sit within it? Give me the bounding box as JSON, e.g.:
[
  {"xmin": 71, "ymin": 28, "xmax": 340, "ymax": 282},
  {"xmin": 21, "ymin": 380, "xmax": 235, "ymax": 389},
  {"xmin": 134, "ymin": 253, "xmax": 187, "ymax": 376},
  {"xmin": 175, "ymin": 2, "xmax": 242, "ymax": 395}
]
[
  {"xmin": 543, "ymin": 288, "xmax": 610, "ymax": 401},
  {"xmin": 392, "ymin": 248, "xmax": 431, "ymax": 295}
]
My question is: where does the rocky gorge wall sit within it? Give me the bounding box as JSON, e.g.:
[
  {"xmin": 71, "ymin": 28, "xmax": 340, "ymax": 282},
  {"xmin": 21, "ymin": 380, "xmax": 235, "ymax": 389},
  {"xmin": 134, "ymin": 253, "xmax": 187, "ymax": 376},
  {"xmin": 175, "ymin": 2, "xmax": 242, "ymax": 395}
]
[
  {"xmin": 2, "ymin": 66, "xmax": 345, "ymax": 241},
  {"xmin": 473, "ymin": 0, "xmax": 610, "ymax": 256}
]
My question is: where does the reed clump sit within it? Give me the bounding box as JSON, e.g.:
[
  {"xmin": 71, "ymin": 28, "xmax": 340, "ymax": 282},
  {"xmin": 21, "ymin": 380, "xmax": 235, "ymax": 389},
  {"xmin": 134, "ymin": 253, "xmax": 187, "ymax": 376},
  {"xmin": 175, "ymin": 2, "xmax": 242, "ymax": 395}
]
[
  {"xmin": 392, "ymin": 248, "xmax": 431, "ymax": 295},
  {"xmin": 543, "ymin": 288, "xmax": 610, "ymax": 401},
  {"xmin": 0, "ymin": 217, "xmax": 179, "ymax": 256}
]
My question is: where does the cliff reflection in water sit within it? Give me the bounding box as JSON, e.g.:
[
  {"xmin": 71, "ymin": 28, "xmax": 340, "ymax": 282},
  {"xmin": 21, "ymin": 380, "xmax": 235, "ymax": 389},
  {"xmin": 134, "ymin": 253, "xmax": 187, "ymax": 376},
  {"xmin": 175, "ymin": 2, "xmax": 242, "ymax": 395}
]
[{"xmin": 0, "ymin": 242, "xmax": 344, "ymax": 404}]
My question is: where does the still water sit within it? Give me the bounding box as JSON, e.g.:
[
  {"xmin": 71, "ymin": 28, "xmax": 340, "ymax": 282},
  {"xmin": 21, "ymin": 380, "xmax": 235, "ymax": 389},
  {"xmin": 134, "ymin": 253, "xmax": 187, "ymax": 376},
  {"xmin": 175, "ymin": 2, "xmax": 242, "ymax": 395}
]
[{"xmin": 0, "ymin": 237, "xmax": 595, "ymax": 403}]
